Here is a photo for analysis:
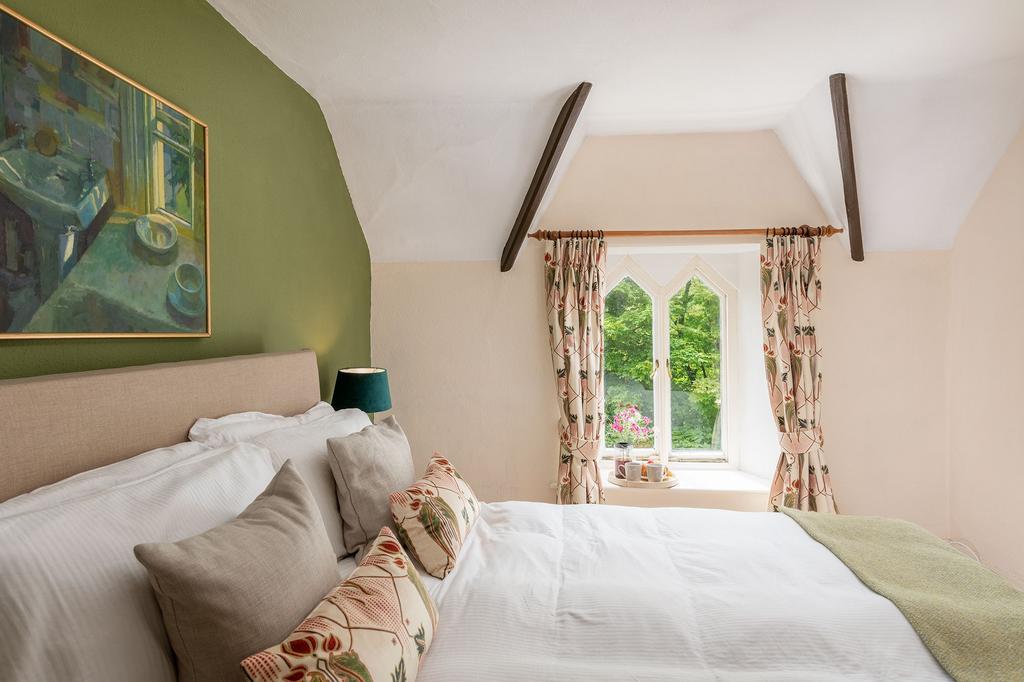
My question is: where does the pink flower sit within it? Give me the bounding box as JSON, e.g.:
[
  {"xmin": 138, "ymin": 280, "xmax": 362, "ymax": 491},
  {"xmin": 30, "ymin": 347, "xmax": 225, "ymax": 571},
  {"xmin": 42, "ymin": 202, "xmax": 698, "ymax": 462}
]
[{"xmin": 610, "ymin": 404, "xmax": 652, "ymax": 444}]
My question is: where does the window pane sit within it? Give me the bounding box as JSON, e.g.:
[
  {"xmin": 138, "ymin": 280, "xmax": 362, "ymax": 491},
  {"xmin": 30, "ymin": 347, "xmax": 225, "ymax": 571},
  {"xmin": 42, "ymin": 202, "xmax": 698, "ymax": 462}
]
[
  {"xmin": 155, "ymin": 103, "xmax": 191, "ymax": 146},
  {"xmin": 603, "ymin": 277, "xmax": 654, "ymax": 449},
  {"xmin": 155, "ymin": 118, "xmax": 190, "ymax": 147},
  {"xmin": 157, "ymin": 140, "xmax": 192, "ymax": 222},
  {"xmin": 668, "ymin": 277, "xmax": 721, "ymax": 451}
]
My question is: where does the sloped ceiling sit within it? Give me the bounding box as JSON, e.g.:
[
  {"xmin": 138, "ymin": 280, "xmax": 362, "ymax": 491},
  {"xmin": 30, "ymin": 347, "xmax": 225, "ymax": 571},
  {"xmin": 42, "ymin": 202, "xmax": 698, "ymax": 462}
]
[{"xmin": 208, "ymin": 0, "xmax": 1024, "ymax": 261}]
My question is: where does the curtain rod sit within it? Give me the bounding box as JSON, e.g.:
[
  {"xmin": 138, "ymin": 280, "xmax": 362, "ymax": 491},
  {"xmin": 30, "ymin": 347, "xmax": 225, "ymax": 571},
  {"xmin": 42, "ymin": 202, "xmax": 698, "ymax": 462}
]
[{"xmin": 528, "ymin": 225, "xmax": 844, "ymax": 240}]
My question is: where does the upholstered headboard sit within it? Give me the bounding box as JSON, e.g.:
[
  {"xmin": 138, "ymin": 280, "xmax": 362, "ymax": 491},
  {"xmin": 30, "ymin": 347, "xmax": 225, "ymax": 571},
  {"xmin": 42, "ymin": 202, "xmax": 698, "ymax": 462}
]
[{"xmin": 0, "ymin": 351, "xmax": 321, "ymax": 502}]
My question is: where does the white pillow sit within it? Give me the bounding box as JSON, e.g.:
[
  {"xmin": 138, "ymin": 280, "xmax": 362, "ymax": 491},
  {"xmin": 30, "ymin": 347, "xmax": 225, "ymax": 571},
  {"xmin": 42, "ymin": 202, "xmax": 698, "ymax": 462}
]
[
  {"xmin": 0, "ymin": 441, "xmax": 208, "ymax": 518},
  {"xmin": 188, "ymin": 401, "xmax": 335, "ymax": 447},
  {"xmin": 0, "ymin": 442, "xmax": 277, "ymax": 681},
  {"xmin": 249, "ymin": 408, "xmax": 371, "ymax": 558}
]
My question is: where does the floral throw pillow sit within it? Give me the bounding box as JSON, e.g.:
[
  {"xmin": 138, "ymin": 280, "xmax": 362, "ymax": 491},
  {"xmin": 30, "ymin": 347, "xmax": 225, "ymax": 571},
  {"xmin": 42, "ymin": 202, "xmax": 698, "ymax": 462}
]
[
  {"xmin": 241, "ymin": 527, "xmax": 437, "ymax": 682},
  {"xmin": 389, "ymin": 455, "xmax": 480, "ymax": 579}
]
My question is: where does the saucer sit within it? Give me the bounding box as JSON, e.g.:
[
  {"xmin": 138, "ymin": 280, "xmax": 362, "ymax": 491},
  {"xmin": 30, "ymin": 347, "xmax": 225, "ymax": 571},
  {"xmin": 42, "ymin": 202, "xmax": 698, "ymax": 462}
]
[{"xmin": 166, "ymin": 272, "xmax": 205, "ymax": 318}]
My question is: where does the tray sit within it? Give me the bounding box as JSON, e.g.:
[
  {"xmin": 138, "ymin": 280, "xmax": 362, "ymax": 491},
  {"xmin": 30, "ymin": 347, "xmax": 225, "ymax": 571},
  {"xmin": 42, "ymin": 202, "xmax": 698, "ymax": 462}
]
[{"xmin": 607, "ymin": 473, "xmax": 679, "ymax": 489}]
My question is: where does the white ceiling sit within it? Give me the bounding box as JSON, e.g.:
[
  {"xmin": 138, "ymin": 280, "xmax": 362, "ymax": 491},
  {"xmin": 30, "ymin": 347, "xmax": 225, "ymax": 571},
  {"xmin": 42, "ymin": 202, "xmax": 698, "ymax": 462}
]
[{"xmin": 209, "ymin": 0, "xmax": 1024, "ymax": 261}]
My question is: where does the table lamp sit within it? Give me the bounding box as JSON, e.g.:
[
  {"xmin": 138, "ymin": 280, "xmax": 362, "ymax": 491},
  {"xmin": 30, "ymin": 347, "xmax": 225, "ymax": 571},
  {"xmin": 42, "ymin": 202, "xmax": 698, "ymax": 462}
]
[{"xmin": 330, "ymin": 367, "xmax": 392, "ymax": 415}]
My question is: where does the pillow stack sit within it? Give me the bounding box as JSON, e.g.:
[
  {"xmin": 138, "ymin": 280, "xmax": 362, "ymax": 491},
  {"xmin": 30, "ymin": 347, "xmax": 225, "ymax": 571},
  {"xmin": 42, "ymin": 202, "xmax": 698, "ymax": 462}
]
[
  {"xmin": 1, "ymin": 398, "xmax": 482, "ymax": 682},
  {"xmin": 142, "ymin": 411, "xmax": 480, "ymax": 681}
]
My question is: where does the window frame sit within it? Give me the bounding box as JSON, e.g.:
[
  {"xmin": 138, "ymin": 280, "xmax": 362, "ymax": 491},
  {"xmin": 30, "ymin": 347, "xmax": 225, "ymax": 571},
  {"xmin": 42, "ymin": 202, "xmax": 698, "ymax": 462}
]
[
  {"xmin": 602, "ymin": 255, "xmax": 739, "ymax": 468},
  {"xmin": 147, "ymin": 101, "xmax": 196, "ymax": 230}
]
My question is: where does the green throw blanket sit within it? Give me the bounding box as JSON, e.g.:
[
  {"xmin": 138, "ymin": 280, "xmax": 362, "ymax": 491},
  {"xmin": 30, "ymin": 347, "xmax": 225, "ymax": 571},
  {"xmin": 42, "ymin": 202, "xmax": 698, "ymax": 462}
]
[{"xmin": 782, "ymin": 508, "xmax": 1024, "ymax": 681}]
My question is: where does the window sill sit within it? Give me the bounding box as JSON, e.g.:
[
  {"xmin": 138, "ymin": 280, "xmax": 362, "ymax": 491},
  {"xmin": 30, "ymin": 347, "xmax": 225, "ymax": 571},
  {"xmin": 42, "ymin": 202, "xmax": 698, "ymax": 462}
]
[
  {"xmin": 599, "ymin": 462, "xmax": 768, "ymax": 492},
  {"xmin": 598, "ymin": 462, "xmax": 769, "ymax": 511}
]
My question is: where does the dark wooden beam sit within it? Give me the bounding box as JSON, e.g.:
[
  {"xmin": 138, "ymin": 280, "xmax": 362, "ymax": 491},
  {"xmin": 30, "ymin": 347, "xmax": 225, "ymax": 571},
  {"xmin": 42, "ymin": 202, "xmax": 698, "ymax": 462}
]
[
  {"xmin": 500, "ymin": 82, "xmax": 591, "ymax": 272},
  {"xmin": 829, "ymin": 73, "xmax": 864, "ymax": 261}
]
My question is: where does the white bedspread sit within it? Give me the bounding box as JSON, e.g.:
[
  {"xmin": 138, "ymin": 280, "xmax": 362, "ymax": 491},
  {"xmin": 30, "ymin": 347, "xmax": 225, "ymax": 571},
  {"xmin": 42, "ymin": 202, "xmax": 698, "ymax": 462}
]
[{"xmin": 419, "ymin": 502, "xmax": 949, "ymax": 681}]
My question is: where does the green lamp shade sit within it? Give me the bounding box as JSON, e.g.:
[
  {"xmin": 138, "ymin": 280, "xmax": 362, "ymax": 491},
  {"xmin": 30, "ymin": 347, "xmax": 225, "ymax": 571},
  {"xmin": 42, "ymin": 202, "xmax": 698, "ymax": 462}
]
[{"xmin": 331, "ymin": 367, "xmax": 391, "ymax": 413}]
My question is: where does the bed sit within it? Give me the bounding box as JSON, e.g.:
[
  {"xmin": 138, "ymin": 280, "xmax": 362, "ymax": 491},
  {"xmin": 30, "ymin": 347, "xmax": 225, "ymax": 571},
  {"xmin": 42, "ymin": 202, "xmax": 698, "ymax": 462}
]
[
  {"xmin": 1, "ymin": 352, "xmax": 1018, "ymax": 681},
  {"xmin": 417, "ymin": 501, "xmax": 948, "ymax": 680}
]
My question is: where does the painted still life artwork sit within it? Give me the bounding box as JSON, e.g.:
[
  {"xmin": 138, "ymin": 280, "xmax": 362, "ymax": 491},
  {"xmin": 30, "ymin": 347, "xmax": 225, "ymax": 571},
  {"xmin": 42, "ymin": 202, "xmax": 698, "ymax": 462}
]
[{"xmin": 0, "ymin": 4, "xmax": 209, "ymax": 338}]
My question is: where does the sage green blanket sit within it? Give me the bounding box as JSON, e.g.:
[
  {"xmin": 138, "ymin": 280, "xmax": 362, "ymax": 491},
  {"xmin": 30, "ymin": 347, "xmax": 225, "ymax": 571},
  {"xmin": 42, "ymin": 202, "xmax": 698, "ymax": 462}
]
[{"xmin": 783, "ymin": 508, "xmax": 1024, "ymax": 681}]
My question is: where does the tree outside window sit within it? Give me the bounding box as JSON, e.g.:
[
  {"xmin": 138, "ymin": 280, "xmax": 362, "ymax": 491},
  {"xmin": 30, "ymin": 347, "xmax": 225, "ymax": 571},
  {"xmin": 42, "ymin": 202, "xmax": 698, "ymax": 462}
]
[{"xmin": 603, "ymin": 259, "xmax": 727, "ymax": 463}]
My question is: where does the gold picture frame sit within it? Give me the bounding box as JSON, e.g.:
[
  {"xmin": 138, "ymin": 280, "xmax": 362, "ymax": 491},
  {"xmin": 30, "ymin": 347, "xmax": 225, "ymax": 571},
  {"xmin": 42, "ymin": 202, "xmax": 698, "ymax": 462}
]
[{"xmin": 0, "ymin": 2, "xmax": 211, "ymax": 339}]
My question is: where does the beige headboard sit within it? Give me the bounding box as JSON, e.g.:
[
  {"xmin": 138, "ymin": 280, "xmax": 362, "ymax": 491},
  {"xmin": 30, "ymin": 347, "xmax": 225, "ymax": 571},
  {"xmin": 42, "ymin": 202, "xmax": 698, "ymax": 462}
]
[{"xmin": 0, "ymin": 350, "xmax": 321, "ymax": 502}]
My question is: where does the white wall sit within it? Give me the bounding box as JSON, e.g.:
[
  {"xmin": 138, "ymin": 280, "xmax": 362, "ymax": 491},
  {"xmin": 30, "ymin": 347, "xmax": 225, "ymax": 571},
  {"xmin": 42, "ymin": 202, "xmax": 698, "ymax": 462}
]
[
  {"xmin": 948, "ymin": 126, "xmax": 1024, "ymax": 588},
  {"xmin": 373, "ymin": 130, "xmax": 952, "ymax": 536}
]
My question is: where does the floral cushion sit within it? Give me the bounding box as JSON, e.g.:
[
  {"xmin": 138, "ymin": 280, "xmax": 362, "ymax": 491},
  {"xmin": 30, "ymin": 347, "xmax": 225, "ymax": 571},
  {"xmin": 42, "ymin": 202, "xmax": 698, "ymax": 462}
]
[
  {"xmin": 389, "ymin": 455, "xmax": 479, "ymax": 579},
  {"xmin": 241, "ymin": 527, "xmax": 437, "ymax": 682}
]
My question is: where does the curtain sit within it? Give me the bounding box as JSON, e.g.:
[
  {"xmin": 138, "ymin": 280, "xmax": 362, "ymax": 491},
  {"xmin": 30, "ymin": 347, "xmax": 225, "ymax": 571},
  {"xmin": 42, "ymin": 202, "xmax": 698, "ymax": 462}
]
[
  {"xmin": 760, "ymin": 235, "xmax": 838, "ymax": 513},
  {"xmin": 543, "ymin": 235, "xmax": 606, "ymax": 505}
]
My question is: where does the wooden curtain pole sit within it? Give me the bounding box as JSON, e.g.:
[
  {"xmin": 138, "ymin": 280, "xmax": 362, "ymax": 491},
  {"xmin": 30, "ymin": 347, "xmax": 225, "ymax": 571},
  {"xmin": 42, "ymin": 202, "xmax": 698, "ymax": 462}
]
[{"xmin": 528, "ymin": 225, "xmax": 845, "ymax": 240}]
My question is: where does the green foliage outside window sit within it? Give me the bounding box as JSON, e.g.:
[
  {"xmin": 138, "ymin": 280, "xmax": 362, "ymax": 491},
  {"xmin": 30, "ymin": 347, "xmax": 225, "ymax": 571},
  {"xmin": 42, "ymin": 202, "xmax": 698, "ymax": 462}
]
[
  {"xmin": 154, "ymin": 103, "xmax": 193, "ymax": 224},
  {"xmin": 603, "ymin": 278, "xmax": 655, "ymax": 448},
  {"xmin": 603, "ymin": 275, "xmax": 722, "ymax": 451},
  {"xmin": 668, "ymin": 277, "xmax": 721, "ymax": 449}
]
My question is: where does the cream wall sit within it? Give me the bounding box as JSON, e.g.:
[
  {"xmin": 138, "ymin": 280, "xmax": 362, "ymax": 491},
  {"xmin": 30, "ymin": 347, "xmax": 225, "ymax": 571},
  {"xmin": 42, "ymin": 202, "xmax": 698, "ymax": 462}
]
[
  {"xmin": 948, "ymin": 127, "xmax": 1024, "ymax": 587},
  {"xmin": 372, "ymin": 250, "xmax": 558, "ymax": 503},
  {"xmin": 819, "ymin": 239, "xmax": 950, "ymax": 532},
  {"xmin": 373, "ymin": 131, "xmax": 951, "ymax": 535},
  {"xmin": 541, "ymin": 132, "xmax": 830, "ymax": 230}
]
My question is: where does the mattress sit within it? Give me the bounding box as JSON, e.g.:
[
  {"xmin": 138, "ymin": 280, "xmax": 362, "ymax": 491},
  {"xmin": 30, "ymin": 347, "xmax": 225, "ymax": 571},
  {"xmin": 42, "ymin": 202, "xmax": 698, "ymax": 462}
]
[{"xmin": 418, "ymin": 501, "xmax": 949, "ymax": 681}]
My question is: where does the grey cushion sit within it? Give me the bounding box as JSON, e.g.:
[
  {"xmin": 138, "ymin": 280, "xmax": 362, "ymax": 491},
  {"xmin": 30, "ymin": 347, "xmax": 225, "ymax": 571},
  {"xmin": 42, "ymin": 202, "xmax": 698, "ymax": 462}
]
[
  {"xmin": 133, "ymin": 460, "xmax": 339, "ymax": 682},
  {"xmin": 327, "ymin": 415, "xmax": 416, "ymax": 557}
]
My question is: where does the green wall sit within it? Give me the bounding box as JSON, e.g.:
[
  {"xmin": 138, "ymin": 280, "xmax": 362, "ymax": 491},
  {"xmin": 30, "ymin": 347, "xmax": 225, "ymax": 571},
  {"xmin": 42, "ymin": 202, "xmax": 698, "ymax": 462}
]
[{"xmin": 0, "ymin": 0, "xmax": 370, "ymax": 396}]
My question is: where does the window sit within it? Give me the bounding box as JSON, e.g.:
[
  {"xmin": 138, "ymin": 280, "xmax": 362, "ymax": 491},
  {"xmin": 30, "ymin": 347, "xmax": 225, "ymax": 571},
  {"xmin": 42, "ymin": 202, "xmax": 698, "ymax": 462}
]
[
  {"xmin": 603, "ymin": 256, "xmax": 735, "ymax": 464},
  {"xmin": 149, "ymin": 102, "xmax": 197, "ymax": 228},
  {"xmin": 668, "ymin": 276, "xmax": 722, "ymax": 452},
  {"xmin": 119, "ymin": 88, "xmax": 205, "ymax": 233},
  {"xmin": 603, "ymin": 276, "xmax": 656, "ymax": 451}
]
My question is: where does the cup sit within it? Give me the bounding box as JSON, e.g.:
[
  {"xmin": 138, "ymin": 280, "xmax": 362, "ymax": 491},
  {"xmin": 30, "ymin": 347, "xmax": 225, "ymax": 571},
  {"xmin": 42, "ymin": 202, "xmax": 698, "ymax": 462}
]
[
  {"xmin": 614, "ymin": 456, "xmax": 631, "ymax": 479},
  {"xmin": 646, "ymin": 462, "xmax": 664, "ymax": 482},
  {"xmin": 174, "ymin": 263, "xmax": 204, "ymax": 305},
  {"xmin": 625, "ymin": 462, "xmax": 643, "ymax": 482}
]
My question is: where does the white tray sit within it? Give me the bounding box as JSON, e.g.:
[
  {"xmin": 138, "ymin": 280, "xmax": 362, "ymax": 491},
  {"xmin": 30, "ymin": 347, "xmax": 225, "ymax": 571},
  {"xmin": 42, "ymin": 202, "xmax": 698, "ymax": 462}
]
[{"xmin": 607, "ymin": 473, "xmax": 679, "ymax": 489}]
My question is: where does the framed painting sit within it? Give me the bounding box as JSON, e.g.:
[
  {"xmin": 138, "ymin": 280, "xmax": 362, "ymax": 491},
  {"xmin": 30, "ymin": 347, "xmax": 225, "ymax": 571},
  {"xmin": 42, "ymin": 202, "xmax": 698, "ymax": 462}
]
[{"xmin": 0, "ymin": 3, "xmax": 209, "ymax": 339}]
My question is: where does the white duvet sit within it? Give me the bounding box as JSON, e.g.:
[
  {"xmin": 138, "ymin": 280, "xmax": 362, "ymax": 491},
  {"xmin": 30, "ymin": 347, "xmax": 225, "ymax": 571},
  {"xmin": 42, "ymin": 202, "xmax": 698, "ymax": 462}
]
[{"xmin": 417, "ymin": 502, "xmax": 949, "ymax": 681}]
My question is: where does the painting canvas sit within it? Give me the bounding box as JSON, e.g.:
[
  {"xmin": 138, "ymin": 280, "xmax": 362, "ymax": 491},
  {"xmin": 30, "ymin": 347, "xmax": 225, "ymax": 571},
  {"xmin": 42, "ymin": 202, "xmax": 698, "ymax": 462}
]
[{"xmin": 0, "ymin": 4, "xmax": 209, "ymax": 338}]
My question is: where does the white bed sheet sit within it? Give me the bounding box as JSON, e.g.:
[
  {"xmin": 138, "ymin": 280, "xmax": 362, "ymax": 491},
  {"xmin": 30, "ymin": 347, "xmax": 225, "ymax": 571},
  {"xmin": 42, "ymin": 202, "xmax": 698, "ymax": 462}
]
[{"xmin": 419, "ymin": 501, "xmax": 949, "ymax": 681}]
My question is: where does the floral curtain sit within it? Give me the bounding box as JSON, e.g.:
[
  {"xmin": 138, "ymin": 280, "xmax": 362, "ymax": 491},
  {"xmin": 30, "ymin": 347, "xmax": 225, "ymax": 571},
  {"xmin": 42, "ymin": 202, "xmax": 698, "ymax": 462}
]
[
  {"xmin": 543, "ymin": 234, "xmax": 606, "ymax": 504},
  {"xmin": 760, "ymin": 235, "xmax": 838, "ymax": 513}
]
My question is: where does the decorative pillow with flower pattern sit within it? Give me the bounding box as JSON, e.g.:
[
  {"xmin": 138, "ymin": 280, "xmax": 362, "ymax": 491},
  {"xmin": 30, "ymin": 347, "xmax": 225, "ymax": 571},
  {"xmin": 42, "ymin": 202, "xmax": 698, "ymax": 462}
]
[
  {"xmin": 241, "ymin": 527, "xmax": 437, "ymax": 682},
  {"xmin": 389, "ymin": 455, "xmax": 480, "ymax": 579}
]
